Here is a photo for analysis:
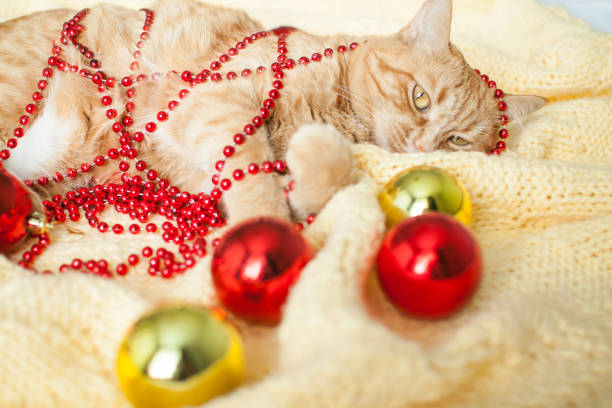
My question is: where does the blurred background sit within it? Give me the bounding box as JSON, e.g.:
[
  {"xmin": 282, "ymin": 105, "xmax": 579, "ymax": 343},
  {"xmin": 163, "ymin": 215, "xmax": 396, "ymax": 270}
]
[{"xmin": 538, "ymin": 0, "xmax": 612, "ymax": 32}]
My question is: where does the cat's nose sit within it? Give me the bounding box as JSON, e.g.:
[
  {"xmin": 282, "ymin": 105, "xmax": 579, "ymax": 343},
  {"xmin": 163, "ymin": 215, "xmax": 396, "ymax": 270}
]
[{"xmin": 416, "ymin": 143, "xmax": 426, "ymax": 152}]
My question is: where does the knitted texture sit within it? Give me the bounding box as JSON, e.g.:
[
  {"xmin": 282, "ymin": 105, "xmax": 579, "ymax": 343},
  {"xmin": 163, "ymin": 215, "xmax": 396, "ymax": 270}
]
[{"xmin": 1, "ymin": 1, "xmax": 611, "ymax": 407}]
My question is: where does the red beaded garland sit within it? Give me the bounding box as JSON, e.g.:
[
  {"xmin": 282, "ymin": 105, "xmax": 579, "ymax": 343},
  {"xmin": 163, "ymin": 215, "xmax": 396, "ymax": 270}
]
[{"xmin": 0, "ymin": 8, "xmax": 505, "ymax": 279}]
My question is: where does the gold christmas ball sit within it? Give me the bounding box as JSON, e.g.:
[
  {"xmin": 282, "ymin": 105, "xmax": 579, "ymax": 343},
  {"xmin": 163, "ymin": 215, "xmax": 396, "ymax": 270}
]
[
  {"xmin": 116, "ymin": 306, "xmax": 244, "ymax": 408},
  {"xmin": 378, "ymin": 166, "xmax": 472, "ymax": 227}
]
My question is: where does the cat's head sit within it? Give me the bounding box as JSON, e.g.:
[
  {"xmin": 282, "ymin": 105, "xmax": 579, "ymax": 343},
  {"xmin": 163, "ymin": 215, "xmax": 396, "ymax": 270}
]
[{"xmin": 348, "ymin": 0, "xmax": 545, "ymax": 153}]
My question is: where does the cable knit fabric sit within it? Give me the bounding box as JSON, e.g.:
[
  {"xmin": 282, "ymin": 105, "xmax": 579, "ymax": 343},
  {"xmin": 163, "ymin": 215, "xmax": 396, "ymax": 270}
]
[{"xmin": 1, "ymin": 1, "xmax": 611, "ymax": 407}]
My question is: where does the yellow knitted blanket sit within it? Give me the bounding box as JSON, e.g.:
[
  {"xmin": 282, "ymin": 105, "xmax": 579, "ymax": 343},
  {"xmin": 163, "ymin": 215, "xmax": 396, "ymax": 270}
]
[{"xmin": 1, "ymin": 0, "xmax": 611, "ymax": 407}]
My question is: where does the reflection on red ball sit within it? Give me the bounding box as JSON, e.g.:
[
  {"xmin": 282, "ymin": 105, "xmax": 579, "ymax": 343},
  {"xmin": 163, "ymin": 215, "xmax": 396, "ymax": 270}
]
[
  {"xmin": 376, "ymin": 213, "xmax": 482, "ymax": 318},
  {"xmin": 211, "ymin": 217, "xmax": 313, "ymax": 324},
  {"xmin": 0, "ymin": 165, "xmax": 32, "ymax": 252}
]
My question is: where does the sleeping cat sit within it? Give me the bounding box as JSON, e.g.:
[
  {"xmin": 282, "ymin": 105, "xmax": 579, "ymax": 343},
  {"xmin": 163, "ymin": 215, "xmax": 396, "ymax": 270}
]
[{"xmin": 0, "ymin": 0, "xmax": 544, "ymax": 224}]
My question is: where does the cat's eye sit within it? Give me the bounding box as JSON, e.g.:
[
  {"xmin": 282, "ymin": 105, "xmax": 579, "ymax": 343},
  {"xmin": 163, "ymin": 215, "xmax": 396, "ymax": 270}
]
[
  {"xmin": 412, "ymin": 85, "xmax": 430, "ymax": 111},
  {"xmin": 449, "ymin": 135, "xmax": 470, "ymax": 147}
]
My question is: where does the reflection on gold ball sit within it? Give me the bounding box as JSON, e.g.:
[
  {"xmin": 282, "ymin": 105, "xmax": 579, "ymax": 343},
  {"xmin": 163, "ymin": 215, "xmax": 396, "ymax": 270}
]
[
  {"xmin": 116, "ymin": 306, "xmax": 244, "ymax": 408},
  {"xmin": 378, "ymin": 166, "xmax": 472, "ymax": 227}
]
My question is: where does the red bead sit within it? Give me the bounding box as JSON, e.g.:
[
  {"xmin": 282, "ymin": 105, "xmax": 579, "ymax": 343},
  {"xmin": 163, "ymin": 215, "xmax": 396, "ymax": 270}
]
[
  {"xmin": 480, "ymin": 74, "xmax": 489, "ymax": 82},
  {"xmin": 181, "ymin": 70, "xmax": 192, "ymax": 81},
  {"xmin": 119, "ymin": 161, "xmax": 129, "ymax": 171},
  {"xmin": 142, "ymin": 246, "xmax": 153, "ymax": 257},
  {"xmin": 376, "ymin": 213, "xmax": 482, "ymax": 318},
  {"xmin": 178, "ymin": 89, "xmax": 189, "ymax": 98},
  {"xmin": 233, "ymin": 133, "xmax": 246, "ymax": 144},
  {"xmin": 98, "ymin": 222, "xmax": 109, "ymax": 232},
  {"xmin": 252, "ymin": 116, "xmax": 264, "ymax": 127},
  {"xmin": 226, "ymin": 71, "xmax": 237, "ymax": 80},
  {"xmin": 220, "ymin": 54, "xmax": 230, "ymax": 63},
  {"xmin": 101, "ymin": 96, "xmax": 112, "ymax": 106},
  {"xmin": 273, "ymin": 160, "xmax": 287, "ymax": 173},
  {"xmin": 112, "ymin": 122, "xmax": 123, "ymax": 133},
  {"xmin": 124, "ymin": 116, "xmax": 135, "ymax": 127},
  {"xmin": 125, "ymin": 102, "xmax": 135, "ymax": 112},
  {"xmin": 306, "ymin": 214, "xmax": 316, "ymax": 224},
  {"xmin": 500, "ymin": 115, "xmax": 509, "ymax": 125},
  {"xmin": 215, "ymin": 160, "xmax": 225, "ymax": 171},
  {"xmin": 298, "ymin": 57, "xmax": 309, "ymax": 65},
  {"xmin": 71, "ymin": 259, "xmax": 83, "ymax": 269},
  {"xmin": 257, "ymin": 66, "xmax": 265, "ymax": 74},
  {"xmin": 106, "ymin": 109, "xmax": 117, "ymax": 119},
  {"xmin": 127, "ymin": 88, "xmax": 136, "ymax": 98},
  {"xmin": 496, "ymin": 141, "xmax": 506, "ymax": 151},
  {"xmin": 37, "ymin": 80, "xmax": 47, "ymax": 90},
  {"xmin": 94, "ymin": 156, "xmax": 105, "ymax": 166},
  {"xmin": 499, "ymin": 129, "xmax": 509, "ymax": 139},
  {"xmin": 80, "ymin": 163, "xmax": 91, "ymax": 172},
  {"xmin": 32, "ymin": 92, "xmax": 43, "ymax": 101},
  {"xmin": 263, "ymin": 99, "xmax": 275, "ymax": 109},
  {"xmin": 25, "ymin": 104, "xmax": 37, "ymax": 114},
  {"xmin": 106, "ymin": 77, "xmax": 116, "ymax": 87},
  {"xmin": 269, "ymin": 89, "xmax": 280, "ymax": 99},
  {"xmin": 241, "ymin": 69, "xmax": 252, "ymax": 77},
  {"xmin": 337, "ymin": 45, "xmax": 347, "ymax": 53},
  {"xmin": 233, "ymin": 169, "xmax": 245, "ymax": 180},
  {"xmin": 67, "ymin": 168, "xmax": 77, "ymax": 178},
  {"xmin": 499, "ymin": 101, "xmax": 507, "ymax": 111},
  {"xmin": 146, "ymin": 223, "xmax": 157, "ymax": 232},
  {"xmin": 261, "ymin": 161, "xmax": 273, "ymax": 173},
  {"xmin": 495, "ymin": 89, "xmax": 504, "ymax": 98},
  {"xmin": 260, "ymin": 108, "xmax": 270, "ymax": 118},
  {"xmin": 223, "ymin": 146, "xmax": 235, "ymax": 157},
  {"xmin": 211, "ymin": 217, "xmax": 313, "ymax": 323},
  {"xmin": 145, "ymin": 122, "xmax": 157, "ymax": 132},
  {"xmin": 19, "ymin": 116, "xmax": 30, "ymax": 126},
  {"xmin": 220, "ymin": 179, "xmax": 232, "ymax": 190},
  {"xmin": 6, "ymin": 139, "xmax": 17, "ymax": 149},
  {"xmin": 488, "ymin": 80, "xmax": 496, "ymax": 88},
  {"xmin": 116, "ymin": 263, "xmax": 128, "ymax": 276},
  {"xmin": 133, "ymin": 132, "xmax": 144, "ymax": 142},
  {"xmin": 121, "ymin": 76, "xmax": 133, "ymax": 87},
  {"xmin": 350, "ymin": 42, "xmax": 358, "ymax": 49},
  {"xmin": 128, "ymin": 254, "xmax": 139, "ymax": 265},
  {"xmin": 272, "ymin": 80, "xmax": 283, "ymax": 89},
  {"xmin": 210, "ymin": 61, "xmax": 221, "ymax": 71},
  {"xmin": 324, "ymin": 48, "xmax": 333, "ymax": 57},
  {"xmin": 0, "ymin": 166, "xmax": 32, "ymax": 251},
  {"xmin": 244, "ymin": 124, "xmax": 255, "ymax": 135},
  {"xmin": 146, "ymin": 169, "xmax": 157, "ymax": 180},
  {"xmin": 112, "ymin": 224, "xmax": 124, "ymax": 234},
  {"xmin": 157, "ymin": 111, "xmax": 168, "ymax": 121},
  {"xmin": 311, "ymin": 53, "xmax": 322, "ymax": 61},
  {"xmin": 168, "ymin": 100, "xmax": 179, "ymax": 110}
]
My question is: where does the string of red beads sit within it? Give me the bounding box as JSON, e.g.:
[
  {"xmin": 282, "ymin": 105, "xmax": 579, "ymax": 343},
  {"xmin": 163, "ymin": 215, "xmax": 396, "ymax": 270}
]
[
  {"xmin": 5, "ymin": 9, "xmax": 508, "ymax": 277},
  {"xmin": 474, "ymin": 69, "xmax": 509, "ymax": 154}
]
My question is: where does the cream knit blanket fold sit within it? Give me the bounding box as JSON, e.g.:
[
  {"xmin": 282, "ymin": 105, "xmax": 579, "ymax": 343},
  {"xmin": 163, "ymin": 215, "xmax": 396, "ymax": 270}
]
[{"xmin": 1, "ymin": 0, "xmax": 611, "ymax": 407}]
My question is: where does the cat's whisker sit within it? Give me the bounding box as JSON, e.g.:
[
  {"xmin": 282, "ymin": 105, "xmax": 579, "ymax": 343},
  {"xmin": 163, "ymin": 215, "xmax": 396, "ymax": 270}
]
[{"xmin": 330, "ymin": 85, "xmax": 375, "ymax": 117}]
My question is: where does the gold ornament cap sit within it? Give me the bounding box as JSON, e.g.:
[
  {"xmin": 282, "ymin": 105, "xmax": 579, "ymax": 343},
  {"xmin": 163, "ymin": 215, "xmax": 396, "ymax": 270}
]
[
  {"xmin": 378, "ymin": 166, "xmax": 472, "ymax": 227},
  {"xmin": 116, "ymin": 306, "xmax": 244, "ymax": 408}
]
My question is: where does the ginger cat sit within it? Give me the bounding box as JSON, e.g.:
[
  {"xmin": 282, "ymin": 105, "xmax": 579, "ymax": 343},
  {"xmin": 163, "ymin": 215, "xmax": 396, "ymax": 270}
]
[{"xmin": 0, "ymin": 0, "xmax": 544, "ymax": 224}]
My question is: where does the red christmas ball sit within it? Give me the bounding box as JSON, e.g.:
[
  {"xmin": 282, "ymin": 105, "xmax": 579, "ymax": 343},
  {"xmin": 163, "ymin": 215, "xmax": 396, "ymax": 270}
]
[
  {"xmin": 376, "ymin": 213, "xmax": 482, "ymax": 318},
  {"xmin": 0, "ymin": 165, "xmax": 32, "ymax": 252},
  {"xmin": 211, "ymin": 217, "xmax": 313, "ymax": 324}
]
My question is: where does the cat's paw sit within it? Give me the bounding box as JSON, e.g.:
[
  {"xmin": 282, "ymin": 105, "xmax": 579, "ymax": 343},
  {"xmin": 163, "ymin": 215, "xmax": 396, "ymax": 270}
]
[{"xmin": 286, "ymin": 124, "xmax": 358, "ymax": 219}]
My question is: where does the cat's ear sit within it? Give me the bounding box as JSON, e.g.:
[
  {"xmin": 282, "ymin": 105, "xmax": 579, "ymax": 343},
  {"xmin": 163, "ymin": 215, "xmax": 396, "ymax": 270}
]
[
  {"xmin": 503, "ymin": 94, "xmax": 546, "ymax": 122},
  {"xmin": 398, "ymin": 0, "xmax": 452, "ymax": 51}
]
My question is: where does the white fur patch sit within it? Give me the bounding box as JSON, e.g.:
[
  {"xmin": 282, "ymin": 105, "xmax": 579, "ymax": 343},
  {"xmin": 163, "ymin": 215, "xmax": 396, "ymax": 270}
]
[{"xmin": 4, "ymin": 84, "xmax": 81, "ymax": 180}]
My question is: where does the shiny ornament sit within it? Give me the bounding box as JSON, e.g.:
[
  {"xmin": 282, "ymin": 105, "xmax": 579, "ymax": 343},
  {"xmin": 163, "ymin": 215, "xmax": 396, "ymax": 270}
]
[
  {"xmin": 116, "ymin": 306, "xmax": 244, "ymax": 408},
  {"xmin": 211, "ymin": 217, "xmax": 313, "ymax": 323},
  {"xmin": 376, "ymin": 213, "xmax": 482, "ymax": 318},
  {"xmin": 0, "ymin": 164, "xmax": 32, "ymax": 252},
  {"xmin": 378, "ymin": 166, "xmax": 472, "ymax": 227}
]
